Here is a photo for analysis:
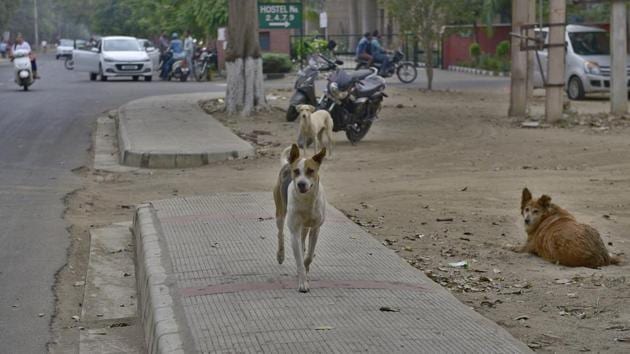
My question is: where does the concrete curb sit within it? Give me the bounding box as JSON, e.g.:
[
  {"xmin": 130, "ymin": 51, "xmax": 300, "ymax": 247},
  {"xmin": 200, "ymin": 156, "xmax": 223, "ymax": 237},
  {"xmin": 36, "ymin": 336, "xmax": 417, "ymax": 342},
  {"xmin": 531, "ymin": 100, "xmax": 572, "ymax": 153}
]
[
  {"xmin": 117, "ymin": 93, "xmax": 255, "ymax": 169},
  {"xmin": 133, "ymin": 204, "xmax": 186, "ymax": 354},
  {"xmin": 448, "ymin": 65, "xmax": 510, "ymax": 77}
]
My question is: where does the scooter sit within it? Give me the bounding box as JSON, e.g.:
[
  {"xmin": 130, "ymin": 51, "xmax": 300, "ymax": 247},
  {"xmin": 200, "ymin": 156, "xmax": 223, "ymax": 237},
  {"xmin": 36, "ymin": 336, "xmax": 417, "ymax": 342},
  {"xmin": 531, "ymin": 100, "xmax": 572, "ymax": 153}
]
[
  {"xmin": 286, "ymin": 54, "xmax": 343, "ymax": 121},
  {"xmin": 160, "ymin": 51, "xmax": 190, "ymax": 82},
  {"xmin": 12, "ymin": 49, "xmax": 34, "ymax": 91},
  {"xmin": 355, "ymin": 49, "xmax": 418, "ymax": 84}
]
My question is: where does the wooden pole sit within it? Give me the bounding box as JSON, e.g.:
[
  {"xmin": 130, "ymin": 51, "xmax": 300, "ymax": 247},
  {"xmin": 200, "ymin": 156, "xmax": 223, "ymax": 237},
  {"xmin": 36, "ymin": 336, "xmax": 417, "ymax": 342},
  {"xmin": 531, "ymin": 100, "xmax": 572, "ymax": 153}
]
[
  {"xmin": 545, "ymin": 0, "xmax": 565, "ymax": 123},
  {"xmin": 509, "ymin": 0, "xmax": 529, "ymax": 117},
  {"xmin": 611, "ymin": 0, "xmax": 628, "ymax": 115},
  {"xmin": 526, "ymin": 0, "xmax": 536, "ymax": 101}
]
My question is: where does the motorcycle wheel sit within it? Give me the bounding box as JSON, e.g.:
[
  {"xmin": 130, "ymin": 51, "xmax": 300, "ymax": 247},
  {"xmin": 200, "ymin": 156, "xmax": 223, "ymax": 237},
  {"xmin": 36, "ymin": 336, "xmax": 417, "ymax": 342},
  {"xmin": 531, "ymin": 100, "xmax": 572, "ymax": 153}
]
[
  {"xmin": 396, "ymin": 63, "xmax": 417, "ymax": 83},
  {"xmin": 345, "ymin": 120, "xmax": 372, "ymax": 144},
  {"xmin": 286, "ymin": 105, "xmax": 299, "ymax": 122},
  {"xmin": 180, "ymin": 74, "xmax": 188, "ymax": 82},
  {"xmin": 64, "ymin": 58, "xmax": 74, "ymax": 70},
  {"xmin": 23, "ymin": 85, "xmax": 28, "ymax": 91}
]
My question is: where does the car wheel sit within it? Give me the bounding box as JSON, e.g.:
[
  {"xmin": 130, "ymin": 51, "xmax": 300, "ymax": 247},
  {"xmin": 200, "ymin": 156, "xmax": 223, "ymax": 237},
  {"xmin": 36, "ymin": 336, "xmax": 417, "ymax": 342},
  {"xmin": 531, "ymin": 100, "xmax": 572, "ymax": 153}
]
[
  {"xmin": 99, "ymin": 65, "xmax": 108, "ymax": 81},
  {"xmin": 567, "ymin": 76, "xmax": 585, "ymax": 100},
  {"xmin": 90, "ymin": 73, "xmax": 97, "ymax": 81},
  {"xmin": 144, "ymin": 76, "xmax": 152, "ymax": 82}
]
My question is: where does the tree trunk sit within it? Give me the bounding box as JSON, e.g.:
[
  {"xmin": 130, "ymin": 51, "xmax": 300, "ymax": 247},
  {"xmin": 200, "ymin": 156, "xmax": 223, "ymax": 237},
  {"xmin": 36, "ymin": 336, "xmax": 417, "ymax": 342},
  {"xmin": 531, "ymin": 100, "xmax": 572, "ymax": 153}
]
[
  {"xmin": 424, "ymin": 39, "xmax": 433, "ymax": 90},
  {"xmin": 225, "ymin": 0, "xmax": 266, "ymax": 116}
]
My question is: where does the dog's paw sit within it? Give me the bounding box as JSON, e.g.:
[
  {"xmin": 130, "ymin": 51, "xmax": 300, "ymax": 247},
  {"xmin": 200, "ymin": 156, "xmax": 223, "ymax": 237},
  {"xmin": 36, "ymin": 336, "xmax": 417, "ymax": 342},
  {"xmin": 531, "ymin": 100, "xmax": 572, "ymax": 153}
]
[
  {"xmin": 277, "ymin": 250, "xmax": 284, "ymax": 264},
  {"xmin": 298, "ymin": 280, "xmax": 310, "ymax": 293}
]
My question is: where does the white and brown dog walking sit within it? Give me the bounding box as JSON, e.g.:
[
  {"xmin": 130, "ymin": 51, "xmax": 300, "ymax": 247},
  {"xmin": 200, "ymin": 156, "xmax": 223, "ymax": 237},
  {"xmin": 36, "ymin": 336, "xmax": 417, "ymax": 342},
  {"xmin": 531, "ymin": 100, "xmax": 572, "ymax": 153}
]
[{"xmin": 273, "ymin": 144, "xmax": 327, "ymax": 292}]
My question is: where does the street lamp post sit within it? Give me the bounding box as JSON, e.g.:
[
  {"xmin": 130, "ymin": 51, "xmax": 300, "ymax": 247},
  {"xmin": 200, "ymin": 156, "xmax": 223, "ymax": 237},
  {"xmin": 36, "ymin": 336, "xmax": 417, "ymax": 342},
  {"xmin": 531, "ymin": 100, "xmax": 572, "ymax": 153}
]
[{"xmin": 33, "ymin": 0, "xmax": 39, "ymax": 50}]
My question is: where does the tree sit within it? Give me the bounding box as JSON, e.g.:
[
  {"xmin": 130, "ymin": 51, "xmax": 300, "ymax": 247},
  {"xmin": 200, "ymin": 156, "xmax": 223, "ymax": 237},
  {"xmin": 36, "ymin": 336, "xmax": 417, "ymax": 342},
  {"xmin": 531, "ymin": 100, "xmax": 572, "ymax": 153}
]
[
  {"xmin": 385, "ymin": 0, "xmax": 466, "ymax": 90},
  {"xmin": 0, "ymin": 0, "xmax": 22, "ymax": 32},
  {"xmin": 225, "ymin": 0, "xmax": 266, "ymax": 116}
]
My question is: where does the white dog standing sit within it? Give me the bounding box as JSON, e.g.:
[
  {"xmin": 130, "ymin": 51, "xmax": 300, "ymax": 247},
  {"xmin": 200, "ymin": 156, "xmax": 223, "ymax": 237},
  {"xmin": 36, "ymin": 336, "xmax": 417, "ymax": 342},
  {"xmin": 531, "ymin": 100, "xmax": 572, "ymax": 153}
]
[
  {"xmin": 273, "ymin": 144, "xmax": 327, "ymax": 292},
  {"xmin": 296, "ymin": 105, "xmax": 333, "ymax": 158}
]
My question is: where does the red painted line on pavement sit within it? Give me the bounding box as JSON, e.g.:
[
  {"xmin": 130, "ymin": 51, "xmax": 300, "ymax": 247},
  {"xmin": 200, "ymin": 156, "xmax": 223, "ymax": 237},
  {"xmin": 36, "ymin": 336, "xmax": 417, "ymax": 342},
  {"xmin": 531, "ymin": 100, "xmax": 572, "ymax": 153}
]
[{"xmin": 180, "ymin": 279, "xmax": 429, "ymax": 297}]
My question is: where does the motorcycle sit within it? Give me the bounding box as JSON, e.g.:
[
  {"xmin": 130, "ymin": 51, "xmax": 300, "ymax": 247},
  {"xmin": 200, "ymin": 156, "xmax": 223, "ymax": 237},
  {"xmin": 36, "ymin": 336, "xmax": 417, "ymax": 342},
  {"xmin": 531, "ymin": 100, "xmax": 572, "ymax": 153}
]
[
  {"xmin": 160, "ymin": 51, "xmax": 190, "ymax": 82},
  {"xmin": 286, "ymin": 54, "xmax": 343, "ymax": 122},
  {"xmin": 193, "ymin": 47, "xmax": 217, "ymax": 82},
  {"xmin": 318, "ymin": 64, "xmax": 387, "ymax": 144},
  {"xmin": 355, "ymin": 49, "xmax": 417, "ymax": 84},
  {"xmin": 12, "ymin": 49, "xmax": 34, "ymax": 91}
]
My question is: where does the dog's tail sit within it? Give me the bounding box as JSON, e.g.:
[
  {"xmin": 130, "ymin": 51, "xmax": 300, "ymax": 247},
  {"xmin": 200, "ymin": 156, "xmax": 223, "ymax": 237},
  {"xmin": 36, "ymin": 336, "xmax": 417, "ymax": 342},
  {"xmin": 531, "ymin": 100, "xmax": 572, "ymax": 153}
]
[{"xmin": 280, "ymin": 146, "xmax": 292, "ymax": 167}]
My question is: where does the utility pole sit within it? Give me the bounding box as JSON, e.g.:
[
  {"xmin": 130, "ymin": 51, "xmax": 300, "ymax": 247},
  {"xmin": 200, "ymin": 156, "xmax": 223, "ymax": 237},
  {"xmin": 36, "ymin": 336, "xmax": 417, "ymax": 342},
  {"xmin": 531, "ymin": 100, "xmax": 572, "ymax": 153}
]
[
  {"xmin": 33, "ymin": 0, "xmax": 39, "ymax": 50},
  {"xmin": 526, "ymin": 0, "xmax": 536, "ymax": 100},
  {"xmin": 508, "ymin": 0, "xmax": 530, "ymax": 117},
  {"xmin": 610, "ymin": 0, "xmax": 628, "ymax": 115},
  {"xmin": 545, "ymin": 0, "xmax": 565, "ymax": 123}
]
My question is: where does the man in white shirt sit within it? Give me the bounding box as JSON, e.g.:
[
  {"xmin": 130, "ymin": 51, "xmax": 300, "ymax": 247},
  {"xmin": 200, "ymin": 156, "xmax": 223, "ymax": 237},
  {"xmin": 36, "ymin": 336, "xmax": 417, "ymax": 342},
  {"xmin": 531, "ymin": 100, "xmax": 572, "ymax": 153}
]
[
  {"xmin": 10, "ymin": 33, "xmax": 39, "ymax": 79},
  {"xmin": 183, "ymin": 30, "xmax": 194, "ymax": 72}
]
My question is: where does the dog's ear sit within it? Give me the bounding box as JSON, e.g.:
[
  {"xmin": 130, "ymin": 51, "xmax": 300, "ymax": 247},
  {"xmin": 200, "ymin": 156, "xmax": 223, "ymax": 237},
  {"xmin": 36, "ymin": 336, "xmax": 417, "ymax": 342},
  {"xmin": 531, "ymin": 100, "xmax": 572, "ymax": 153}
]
[
  {"xmin": 307, "ymin": 105, "xmax": 316, "ymax": 113},
  {"xmin": 288, "ymin": 144, "xmax": 300, "ymax": 164},
  {"xmin": 539, "ymin": 194, "xmax": 551, "ymax": 209},
  {"xmin": 296, "ymin": 104, "xmax": 304, "ymax": 112},
  {"xmin": 312, "ymin": 147, "xmax": 326, "ymax": 165},
  {"xmin": 521, "ymin": 188, "xmax": 532, "ymax": 212}
]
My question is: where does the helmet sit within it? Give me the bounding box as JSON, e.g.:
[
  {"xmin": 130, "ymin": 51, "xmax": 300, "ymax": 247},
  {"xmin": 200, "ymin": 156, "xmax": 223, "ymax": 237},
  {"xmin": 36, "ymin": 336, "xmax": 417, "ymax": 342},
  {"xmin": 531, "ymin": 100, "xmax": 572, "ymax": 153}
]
[{"xmin": 171, "ymin": 32, "xmax": 179, "ymax": 39}]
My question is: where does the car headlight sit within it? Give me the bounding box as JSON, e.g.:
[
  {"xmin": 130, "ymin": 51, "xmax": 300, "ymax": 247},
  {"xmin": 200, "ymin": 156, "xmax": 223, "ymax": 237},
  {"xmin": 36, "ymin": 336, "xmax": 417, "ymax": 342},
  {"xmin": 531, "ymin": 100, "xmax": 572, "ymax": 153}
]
[
  {"xmin": 143, "ymin": 57, "xmax": 151, "ymax": 62},
  {"xmin": 103, "ymin": 57, "xmax": 115, "ymax": 62},
  {"xmin": 584, "ymin": 61, "xmax": 601, "ymax": 75}
]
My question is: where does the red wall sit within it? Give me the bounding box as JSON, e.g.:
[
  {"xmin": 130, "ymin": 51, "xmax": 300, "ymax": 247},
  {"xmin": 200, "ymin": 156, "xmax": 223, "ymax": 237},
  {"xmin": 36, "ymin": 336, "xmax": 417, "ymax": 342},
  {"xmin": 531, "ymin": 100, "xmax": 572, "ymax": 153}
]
[{"xmin": 441, "ymin": 25, "xmax": 511, "ymax": 69}]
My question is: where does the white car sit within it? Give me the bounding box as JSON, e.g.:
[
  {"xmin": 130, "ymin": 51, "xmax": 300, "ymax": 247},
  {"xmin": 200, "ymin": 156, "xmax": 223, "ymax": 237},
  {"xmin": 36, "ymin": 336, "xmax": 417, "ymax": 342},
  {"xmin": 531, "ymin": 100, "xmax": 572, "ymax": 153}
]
[
  {"xmin": 534, "ymin": 25, "xmax": 630, "ymax": 100},
  {"xmin": 73, "ymin": 36, "xmax": 154, "ymax": 82},
  {"xmin": 56, "ymin": 39, "xmax": 74, "ymax": 59}
]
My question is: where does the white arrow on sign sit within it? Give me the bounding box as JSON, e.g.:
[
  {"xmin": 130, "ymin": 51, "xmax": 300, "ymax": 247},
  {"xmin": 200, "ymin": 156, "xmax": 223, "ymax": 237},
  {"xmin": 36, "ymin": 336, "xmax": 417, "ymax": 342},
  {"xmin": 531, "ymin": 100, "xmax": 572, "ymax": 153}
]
[{"xmin": 269, "ymin": 21, "xmax": 290, "ymax": 28}]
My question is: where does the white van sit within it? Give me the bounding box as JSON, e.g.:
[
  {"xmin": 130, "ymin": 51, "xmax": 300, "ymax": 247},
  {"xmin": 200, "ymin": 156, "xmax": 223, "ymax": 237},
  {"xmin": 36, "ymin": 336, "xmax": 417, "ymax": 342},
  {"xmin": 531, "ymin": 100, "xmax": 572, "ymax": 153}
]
[{"xmin": 534, "ymin": 24, "xmax": 630, "ymax": 100}]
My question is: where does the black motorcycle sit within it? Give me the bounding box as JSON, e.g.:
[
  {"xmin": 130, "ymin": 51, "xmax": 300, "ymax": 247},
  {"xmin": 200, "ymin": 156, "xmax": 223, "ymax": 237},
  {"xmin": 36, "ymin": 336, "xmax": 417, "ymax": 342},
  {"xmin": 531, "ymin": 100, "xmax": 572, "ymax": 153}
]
[
  {"xmin": 318, "ymin": 66, "xmax": 387, "ymax": 143},
  {"xmin": 286, "ymin": 54, "xmax": 342, "ymax": 122},
  {"xmin": 193, "ymin": 47, "xmax": 217, "ymax": 82},
  {"xmin": 355, "ymin": 49, "xmax": 417, "ymax": 84}
]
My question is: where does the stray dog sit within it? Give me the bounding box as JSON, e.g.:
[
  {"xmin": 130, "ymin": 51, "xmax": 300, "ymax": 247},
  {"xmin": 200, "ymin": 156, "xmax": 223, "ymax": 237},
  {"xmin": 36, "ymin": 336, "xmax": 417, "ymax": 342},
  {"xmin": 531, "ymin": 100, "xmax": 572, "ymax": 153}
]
[
  {"xmin": 296, "ymin": 104, "xmax": 333, "ymax": 158},
  {"xmin": 516, "ymin": 188, "xmax": 619, "ymax": 268},
  {"xmin": 273, "ymin": 144, "xmax": 327, "ymax": 292}
]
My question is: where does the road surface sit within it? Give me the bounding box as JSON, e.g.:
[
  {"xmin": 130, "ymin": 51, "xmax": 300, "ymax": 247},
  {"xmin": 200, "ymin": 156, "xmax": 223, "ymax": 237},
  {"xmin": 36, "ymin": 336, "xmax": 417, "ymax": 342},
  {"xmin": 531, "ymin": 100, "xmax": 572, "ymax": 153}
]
[{"xmin": 0, "ymin": 55, "xmax": 223, "ymax": 353}]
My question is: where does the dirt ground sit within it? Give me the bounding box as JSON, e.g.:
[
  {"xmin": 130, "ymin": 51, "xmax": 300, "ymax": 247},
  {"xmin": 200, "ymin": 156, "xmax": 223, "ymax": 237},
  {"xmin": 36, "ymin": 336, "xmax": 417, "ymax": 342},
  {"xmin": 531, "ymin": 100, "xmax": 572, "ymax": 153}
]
[{"xmin": 54, "ymin": 85, "xmax": 630, "ymax": 353}]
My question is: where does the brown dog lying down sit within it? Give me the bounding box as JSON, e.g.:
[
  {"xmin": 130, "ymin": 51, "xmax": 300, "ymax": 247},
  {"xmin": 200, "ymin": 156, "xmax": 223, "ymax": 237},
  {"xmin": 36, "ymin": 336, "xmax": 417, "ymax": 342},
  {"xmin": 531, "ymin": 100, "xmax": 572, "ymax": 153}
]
[{"xmin": 517, "ymin": 188, "xmax": 619, "ymax": 268}]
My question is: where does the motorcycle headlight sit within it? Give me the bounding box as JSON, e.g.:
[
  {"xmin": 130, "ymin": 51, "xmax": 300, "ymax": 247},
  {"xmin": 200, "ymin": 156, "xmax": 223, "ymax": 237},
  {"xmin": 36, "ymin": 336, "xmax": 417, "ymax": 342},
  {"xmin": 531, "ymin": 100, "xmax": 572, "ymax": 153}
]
[
  {"xmin": 584, "ymin": 61, "xmax": 601, "ymax": 75},
  {"xmin": 328, "ymin": 82, "xmax": 348, "ymax": 100},
  {"xmin": 19, "ymin": 70, "xmax": 30, "ymax": 79}
]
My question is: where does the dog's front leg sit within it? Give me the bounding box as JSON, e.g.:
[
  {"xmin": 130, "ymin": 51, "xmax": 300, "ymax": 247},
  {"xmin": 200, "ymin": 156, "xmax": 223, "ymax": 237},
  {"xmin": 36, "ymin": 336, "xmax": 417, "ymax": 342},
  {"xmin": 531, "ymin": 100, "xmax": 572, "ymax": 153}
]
[
  {"xmin": 290, "ymin": 226, "xmax": 309, "ymax": 292},
  {"xmin": 304, "ymin": 227, "xmax": 320, "ymax": 273},
  {"xmin": 301, "ymin": 227, "xmax": 309, "ymax": 253},
  {"xmin": 276, "ymin": 214, "xmax": 285, "ymax": 264}
]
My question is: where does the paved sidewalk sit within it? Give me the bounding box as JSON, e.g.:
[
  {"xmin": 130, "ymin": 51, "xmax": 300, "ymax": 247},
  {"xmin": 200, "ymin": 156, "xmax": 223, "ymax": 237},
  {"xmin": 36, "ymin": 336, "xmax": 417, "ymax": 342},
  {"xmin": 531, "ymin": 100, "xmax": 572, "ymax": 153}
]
[
  {"xmin": 117, "ymin": 93, "xmax": 254, "ymax": 168},
  {"xmin": 134, "ymin": 193, "xmax": 530, "ymax": 353}
]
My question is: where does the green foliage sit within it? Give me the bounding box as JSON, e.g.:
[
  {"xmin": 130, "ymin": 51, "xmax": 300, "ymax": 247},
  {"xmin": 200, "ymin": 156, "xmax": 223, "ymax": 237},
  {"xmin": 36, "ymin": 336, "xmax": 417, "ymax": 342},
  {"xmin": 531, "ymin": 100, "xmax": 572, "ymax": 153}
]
[
  {"xmin": 262, "ymin": 52, "xmax": 292, "ymax": 74},
  {"xmin": 291, "ymin": 37, "xmax": 329, "ymax": 60},
  {"xmin": 469, "ymin": 42, "xmax": 481, "ymax": 59},
  {"xmin": 0, "ymin": 0, "xmax": 22, "ymax": 32},
  {"xmin": 495, "ymin": 40, "xmax": 509, "ymax": 58}
]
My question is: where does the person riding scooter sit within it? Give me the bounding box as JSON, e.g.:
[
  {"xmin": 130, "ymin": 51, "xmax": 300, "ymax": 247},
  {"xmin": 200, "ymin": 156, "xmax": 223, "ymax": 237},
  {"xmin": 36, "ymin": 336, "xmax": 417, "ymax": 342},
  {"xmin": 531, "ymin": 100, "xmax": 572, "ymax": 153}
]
[
  {"xmin": 10, "ymin": 33, "xmax": 39, "ymax": 79},
  {"xmin": 160, "ymin": 32, "xmax": 185, "ymax": 80}
]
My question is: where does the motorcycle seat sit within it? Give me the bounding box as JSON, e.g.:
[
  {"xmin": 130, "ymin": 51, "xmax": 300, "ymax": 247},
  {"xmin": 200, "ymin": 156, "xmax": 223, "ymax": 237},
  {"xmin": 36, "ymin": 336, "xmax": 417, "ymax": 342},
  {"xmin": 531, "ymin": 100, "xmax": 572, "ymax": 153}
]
[{"xmin": 347, "ymin": 69, "xmax": 373, "ymax": 81}]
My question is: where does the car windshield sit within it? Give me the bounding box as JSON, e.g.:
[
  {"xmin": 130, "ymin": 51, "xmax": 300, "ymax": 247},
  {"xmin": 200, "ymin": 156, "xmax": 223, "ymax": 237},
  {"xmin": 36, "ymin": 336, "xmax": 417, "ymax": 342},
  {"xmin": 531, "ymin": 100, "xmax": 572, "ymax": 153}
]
[
  {"xmin": 60, "ymin": 39, "xmax": 73, "ymax": 47},
  {"xmin": 569, "ymin": 31, "xmax": 609, "ymax": 55},
  {"xmin": 103, "ymin": 39, "xmax": 140, "ymax": 52}
]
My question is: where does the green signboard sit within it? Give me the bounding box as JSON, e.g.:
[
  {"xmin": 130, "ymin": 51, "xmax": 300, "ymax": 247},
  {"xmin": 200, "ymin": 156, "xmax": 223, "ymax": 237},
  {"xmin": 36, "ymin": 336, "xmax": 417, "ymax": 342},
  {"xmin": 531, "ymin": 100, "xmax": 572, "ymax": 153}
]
[{"xmin": 258, "ymin": 2, "xmax": 302, "ymax": 29}]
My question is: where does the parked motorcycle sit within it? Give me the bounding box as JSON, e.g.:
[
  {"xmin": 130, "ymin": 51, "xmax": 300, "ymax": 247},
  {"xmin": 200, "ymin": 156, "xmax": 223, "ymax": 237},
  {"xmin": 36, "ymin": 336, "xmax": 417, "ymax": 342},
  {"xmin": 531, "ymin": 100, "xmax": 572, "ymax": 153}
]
[
  {"xmin": 355, "ymin": 49, "xmax": 417, "ymax": 84},
  {"xmin": 160, "ymin": 51, "xmax": 190, "ymax": 82},
  {"xmin": 12, "ymin": 49, "xmax": 34, "ymax": 91},
  {"xmin": 193, "ymin": 47, "xmax": 217, "ymax": 82},
  {"xmin": 286, "ymin": 54, "xmax": 343, "ymax": 122},
  {"xmin": 318, "ymin": 64, "xmax": 387, "ymax": 143}
]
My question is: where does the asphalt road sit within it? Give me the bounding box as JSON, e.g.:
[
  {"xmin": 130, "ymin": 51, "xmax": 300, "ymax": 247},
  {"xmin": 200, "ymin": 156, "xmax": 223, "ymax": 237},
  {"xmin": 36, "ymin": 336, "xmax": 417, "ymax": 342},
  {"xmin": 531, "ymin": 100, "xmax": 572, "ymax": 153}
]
[{"xmin": 0, "ymin": 55, "xmax": 224, "ymax": 353}]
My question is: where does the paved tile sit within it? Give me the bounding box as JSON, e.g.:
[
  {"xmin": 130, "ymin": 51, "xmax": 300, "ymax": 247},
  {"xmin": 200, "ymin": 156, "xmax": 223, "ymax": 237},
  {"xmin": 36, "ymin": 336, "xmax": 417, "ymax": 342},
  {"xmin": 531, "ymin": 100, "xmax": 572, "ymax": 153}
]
[{"xmin": 145, "ymin": 193, "xmax": 530, "ymax": 353}]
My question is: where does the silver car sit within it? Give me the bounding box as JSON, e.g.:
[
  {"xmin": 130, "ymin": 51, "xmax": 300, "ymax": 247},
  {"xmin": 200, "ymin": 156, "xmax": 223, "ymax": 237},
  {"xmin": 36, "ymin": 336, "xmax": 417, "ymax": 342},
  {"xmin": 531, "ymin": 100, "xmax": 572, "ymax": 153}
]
[{"xmin": 533, "ymin": 25, "xmax": 630, "ymax": 100}]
